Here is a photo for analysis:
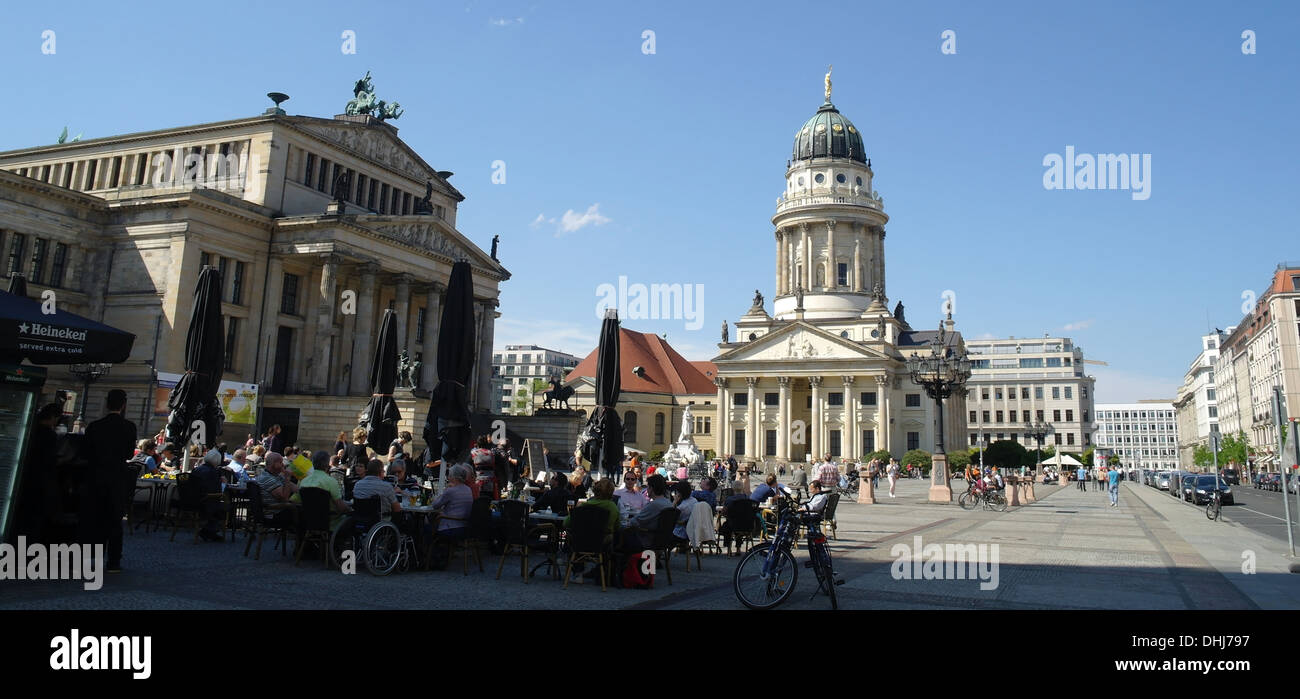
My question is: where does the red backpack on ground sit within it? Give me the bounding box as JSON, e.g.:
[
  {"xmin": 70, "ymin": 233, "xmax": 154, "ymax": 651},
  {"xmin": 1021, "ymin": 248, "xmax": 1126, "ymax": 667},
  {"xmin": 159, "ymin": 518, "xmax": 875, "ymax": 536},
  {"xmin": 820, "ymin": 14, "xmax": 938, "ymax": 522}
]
[{"xmin": 621, "ymin": 552, "xmax": 654, "ymax": 589}]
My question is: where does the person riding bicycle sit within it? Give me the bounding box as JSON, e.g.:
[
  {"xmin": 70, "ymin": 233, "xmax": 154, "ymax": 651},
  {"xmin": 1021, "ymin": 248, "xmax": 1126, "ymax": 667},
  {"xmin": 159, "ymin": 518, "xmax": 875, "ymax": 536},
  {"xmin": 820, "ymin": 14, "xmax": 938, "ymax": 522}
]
[{"xmin": 985, "ymin": 467, "xmax": 1005, "ymax": 491}]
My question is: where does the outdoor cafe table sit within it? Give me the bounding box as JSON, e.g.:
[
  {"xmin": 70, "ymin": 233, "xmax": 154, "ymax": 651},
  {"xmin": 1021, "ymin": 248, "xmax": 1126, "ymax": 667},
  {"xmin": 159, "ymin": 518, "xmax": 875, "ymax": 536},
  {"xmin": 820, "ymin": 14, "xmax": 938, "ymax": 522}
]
[{"xmin": 134, "ymin": 478, "xmax": 176, "ymax": 531}]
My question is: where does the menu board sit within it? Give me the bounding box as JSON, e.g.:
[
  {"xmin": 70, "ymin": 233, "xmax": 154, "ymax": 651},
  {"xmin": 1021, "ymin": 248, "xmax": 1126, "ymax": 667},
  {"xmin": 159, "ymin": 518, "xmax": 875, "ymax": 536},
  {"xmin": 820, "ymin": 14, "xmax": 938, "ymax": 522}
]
[
  {"xmin": 524, "ymin": 439, "xmax": 545, "ymax": 478},
  {"xmin": 0, "ymin": 387, "xmax": 35, "ymax": 542}
]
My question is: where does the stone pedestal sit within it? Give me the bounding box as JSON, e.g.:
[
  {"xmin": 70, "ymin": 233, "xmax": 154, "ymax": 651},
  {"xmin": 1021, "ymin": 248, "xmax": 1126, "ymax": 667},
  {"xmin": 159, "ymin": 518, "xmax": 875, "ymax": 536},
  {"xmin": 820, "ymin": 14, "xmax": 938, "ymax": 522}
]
[
  {"xmin": 1025, "ymin": 481, "xmax": 1036, "ymax": 502},
  {"xmin": 1058, "ymin": 473, "xmax": 1069, "ymax": 486},
  {"xmin": 928, "ymin": 453, "xmax": 953, "ymax": 503},
  {"xmin": 858, "ymin": 472, "xmax": 877, "ymax": 504},
  {"xmin": 1005, "ymin": 479, "xmax": 1022, "ymax": 507}
]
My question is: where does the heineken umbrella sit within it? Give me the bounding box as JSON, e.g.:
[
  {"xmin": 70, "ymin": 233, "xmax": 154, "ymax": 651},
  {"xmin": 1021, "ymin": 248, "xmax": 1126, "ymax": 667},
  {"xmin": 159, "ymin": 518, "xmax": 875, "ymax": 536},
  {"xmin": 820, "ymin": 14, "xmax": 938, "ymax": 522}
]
[
  {"xmin": 360, "ymin": 308, "xmax": 402, "ymax": 457},
  {"xmin": 0, "ymin": 289, "xmax": 135, "ymax": 365},
  {"xmin": 578, "ymin": 309, "xmax": 623, "ymax": 479},
  {"xmin": 165, "ymin": 267, "xmax": 225, "ymax": 450},
  {"xmin": 423, "ymin": 260, "xmax": 476, "ymax": 490}
]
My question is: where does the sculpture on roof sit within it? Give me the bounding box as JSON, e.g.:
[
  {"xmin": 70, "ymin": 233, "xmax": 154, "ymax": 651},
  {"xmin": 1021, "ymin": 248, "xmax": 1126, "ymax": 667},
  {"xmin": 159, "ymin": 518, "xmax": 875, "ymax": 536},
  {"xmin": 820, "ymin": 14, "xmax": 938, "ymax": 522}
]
[
  {"xmin": 721, "ymin": 320, "xmax": 729, "ymax": 344},
  {"xmin": 824, "ymin": 64, "xmax": 833, "ymax": 102},
  {"xmin": 751, "ymin": 289, "xmax": 764, "ymax": 310},
  {"xmin": 346, "ymin": 71, "xmax": 403, "ymax": 121},
  {"xmin": 893, "ymin": 301, "xmax": 906, "ymax": 325}
]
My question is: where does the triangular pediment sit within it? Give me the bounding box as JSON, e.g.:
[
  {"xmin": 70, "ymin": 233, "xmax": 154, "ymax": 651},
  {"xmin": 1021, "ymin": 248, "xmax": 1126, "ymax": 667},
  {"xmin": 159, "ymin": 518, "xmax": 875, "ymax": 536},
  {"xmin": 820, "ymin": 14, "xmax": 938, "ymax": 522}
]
[
  {"xmin": 363, "ymin": 219, "xmax": 500, "ymax": 271},
  {"xmin": 714, "ymin": 321, "xmax": 891, "ymax": 363},
  {"xmin": 287, "ymin": 117, "xmax": 462, "ymax": 200}
]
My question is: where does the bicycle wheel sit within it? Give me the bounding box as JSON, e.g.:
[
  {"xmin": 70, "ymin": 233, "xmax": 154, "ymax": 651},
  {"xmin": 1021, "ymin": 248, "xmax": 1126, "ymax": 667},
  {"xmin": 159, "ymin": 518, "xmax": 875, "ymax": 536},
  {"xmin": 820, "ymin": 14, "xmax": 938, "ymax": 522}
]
[
  {"xmin": 363, "ymin": 521, "xmax": 402, "ymax": 576},
  {"xmin": 959, "ymin": 490, "xmax": 978, "ymax": 510},
  {"xmin": 987, "ymin": 491, "xmax": 1008, "ymax": 512},
  {"xmin": 815, "ymin": 543, "xmax": 838, "ymax": 610},
  {"xmin": 1205, "ymin": 500, "xmax": 1220, "ymax": 521},
  {"xmin": 733, "ymin": 543, "xmax": 798, "ymax": 610}
]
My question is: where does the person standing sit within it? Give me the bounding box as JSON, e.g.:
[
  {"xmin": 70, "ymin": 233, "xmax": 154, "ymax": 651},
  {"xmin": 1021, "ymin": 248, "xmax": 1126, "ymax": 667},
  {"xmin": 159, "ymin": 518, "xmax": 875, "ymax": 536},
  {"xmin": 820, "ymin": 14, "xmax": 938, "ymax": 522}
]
[
  {"xmin": 886, "ymin": 458, "xmax": 900, "ymax": 498},
  {"xmin": 791, "ymin": 463, "xmax": 809, "ymax": 500},
  {"xmin": 1107, "ymin": 465, "xmax": 1121, "ymax": 507},
  {"xmin": 78, "ymin": 389, "xmax": 137, "ymax": 573},
  {"xmin": 1076, "ymin": 465, "xmax": 1088, "ymax": 492}
]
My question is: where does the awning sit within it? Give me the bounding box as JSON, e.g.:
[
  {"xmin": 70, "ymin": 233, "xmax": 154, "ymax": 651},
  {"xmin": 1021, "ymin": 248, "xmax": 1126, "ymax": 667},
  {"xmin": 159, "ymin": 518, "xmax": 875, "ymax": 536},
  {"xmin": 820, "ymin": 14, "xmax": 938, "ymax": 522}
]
[{"xmin": 0, "ymin": 289, "xmax": 135, "ymax": 365}]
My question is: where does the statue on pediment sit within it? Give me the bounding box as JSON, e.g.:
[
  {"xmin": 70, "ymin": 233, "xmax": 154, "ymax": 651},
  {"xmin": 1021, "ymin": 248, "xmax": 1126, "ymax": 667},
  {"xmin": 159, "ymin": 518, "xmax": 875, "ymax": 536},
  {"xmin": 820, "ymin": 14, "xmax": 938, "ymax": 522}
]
[
  {"xmin": 414, "ymin": 180, "xmax": 434, "ymax": 214},
  {"xmin": 721, "ymin": 320, "xmax": 729, "ymax": 344},
  {"xmin": 751, "ymin": 289, "xmax": 764, "ymax": 310},
  {"xmin": 490, "ymin": 235, "xmax": 500, "ymax": 261},
  {"xmin": 345, "ymin": 71, "xmax": 403, "ymax": 121}
]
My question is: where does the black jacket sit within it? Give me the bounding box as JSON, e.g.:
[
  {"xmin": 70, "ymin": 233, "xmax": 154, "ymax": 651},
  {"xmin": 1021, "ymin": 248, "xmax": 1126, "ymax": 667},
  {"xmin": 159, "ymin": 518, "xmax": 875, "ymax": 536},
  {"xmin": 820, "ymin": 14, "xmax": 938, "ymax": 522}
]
[{"xmin": 79, "ymin": 412, "xmax": 137, "ymax": 502}]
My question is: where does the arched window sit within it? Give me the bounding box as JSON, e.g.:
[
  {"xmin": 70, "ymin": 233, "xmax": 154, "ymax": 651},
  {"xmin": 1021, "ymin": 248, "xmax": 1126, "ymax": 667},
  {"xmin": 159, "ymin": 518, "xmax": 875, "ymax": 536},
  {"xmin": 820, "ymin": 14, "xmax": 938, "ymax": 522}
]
[
  {"xmin": 624, "ymin": 411, "xmax": 638, "ymax": 443},
  {"xmin": 654, "ymin": 413, "xmax": 665, "ymax": 443}
]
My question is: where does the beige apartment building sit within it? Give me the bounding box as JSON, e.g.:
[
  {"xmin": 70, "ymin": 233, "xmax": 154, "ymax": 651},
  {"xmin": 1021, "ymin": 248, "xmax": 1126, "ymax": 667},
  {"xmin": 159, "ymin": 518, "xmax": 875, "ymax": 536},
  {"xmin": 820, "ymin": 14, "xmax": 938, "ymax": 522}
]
[
  {"xmin": 963, "ymin": 336, "xmax": 1097, "ymax": 453},
  {"xmin": 1211, "ymin": 264, "xmax": 1300, "ymax": 470},
  {"xmin": 0, "ymin": 94, "xmax": 508, "ymax": 443},
  {"xmin": 1172, "ymin": 330, "xmax": 1225, "ymax": 466}
]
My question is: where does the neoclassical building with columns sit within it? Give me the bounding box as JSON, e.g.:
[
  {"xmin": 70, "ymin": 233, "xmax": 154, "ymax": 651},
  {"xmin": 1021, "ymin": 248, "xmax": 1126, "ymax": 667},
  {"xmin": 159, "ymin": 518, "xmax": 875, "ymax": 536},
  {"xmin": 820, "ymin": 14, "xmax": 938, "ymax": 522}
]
[
  {"xmin": 711, "ymin": 83, "xmax": 967, "ymax": 464},
  {"xmin": 0, "ymin": 93, "xmax": 507, "ymax": 442}
]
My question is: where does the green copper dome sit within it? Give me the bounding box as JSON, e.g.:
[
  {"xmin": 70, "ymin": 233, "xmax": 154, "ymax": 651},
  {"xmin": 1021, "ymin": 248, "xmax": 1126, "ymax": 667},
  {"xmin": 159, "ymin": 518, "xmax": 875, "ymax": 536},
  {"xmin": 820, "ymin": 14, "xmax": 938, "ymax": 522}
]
[{"xmin": 791, "ymin": 102, "xmax": 867, "ymax": 164}]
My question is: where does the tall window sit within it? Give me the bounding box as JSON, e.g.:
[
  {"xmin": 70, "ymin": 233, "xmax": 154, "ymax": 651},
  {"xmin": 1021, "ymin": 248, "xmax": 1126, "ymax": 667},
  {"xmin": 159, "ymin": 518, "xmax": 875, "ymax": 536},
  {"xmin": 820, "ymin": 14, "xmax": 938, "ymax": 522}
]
[
  {"xmin": 907, "ymin": 432, "xmax": 919, "ymax": 450},
  {"xmin": 1036, "ymin": 410, "xmax": 1044, "ymax": 421},
  {"xmin": 48, "ymin": 243, "xmax": 68, "ymax": 287},
  {"xmin": 280, "ymin": 273, "xmax": 300, "ymax": 314},
  {"xmin": 1052, "ymin": 387, "xmax": 1060, "ymax": 399},
  {"xmin": 863, "ymin": 430, "xmax": 875, "ymax": 453},
  {"xmin": 828, "ymin": 392, "xmax": 844, "ymax": 406},
  {"xmin": 1022, "ymin": 410, "xmax": 1030, "ymax": 422},
  {"xmin": 982, "ymin": 411, "xmax": 990, "ymax": 423},
  {"xmin": 1053, "ymin": 409, "xmax": 1061, "ymax": 421},
  {"xmin": 7, "ymin": 233, "xmax": 27, "ymax": 276},
  {"xmin": 623, "ymin": 411, "xmax": 638, "ymax": 443},
  {"xmin": 224, "ymin": 318, "xmax": 238, "ymax": 370},
  {"xmin": 368, "ymin": 180, "xmax": 379, "ymax": 209},
  {"xmin": 217, "ymin": 257, "xmax": 229, "ymax": 300},
  {"xmin": 303, "ymin": 153, "xmax": 316, "ymax": 186},
  {"xmin": 28, "ymin": 238, "xmax": 47, "ymax": 284},
  {"xmin": 996, "ymin": 411, "xmax": 1004, "ymax": 423},
  {"xmin": 231, "ymin": 261, "xmax": 245, "ymax": 305},
  {"xmin": 1021, "ymin": 387, "xmax": 1030, "ymax": 399},
  {"xmin": 317, "ymin": 159, "xmax": 331, "ymax": 192},
  {"xmin": 905, "ymin": 393, "xmax": 921, "ymax": 407},
  {"xmin": 829, "ymin": 430, "xmax": 841, "ymax": 457},
  {"xmin": 355, "ymin": 174, "xmax": 368, "ymax": 205},
  {"xmin": 1065, "ymin": 410, "xmax": 1073, "ymax": 422},
  {"xmin": 416, "ymin": 307, "xmax": 426, "ymax": 343},
  {"xmin": 1034, "ymin": 386, "xmax": 1044, "ymax": 400},
  {"xmin": 860, "ymin": 391, "xmax": 877, "ymax": 406},
  {"xmin": 734, "ymin": 429, "xmax": 745, "ymax": 456},
  {"xmin": 969, "ymin": 410, "xmax": 977, "ymax": 422},
  {"xmin": 379, "ymin": 184, "xmax": 390, "ymax": 213},
  {"xmin": 766, "ymin": 429, "xmax": 778, "ymax": 456},
  {"xmin": 1064, "ymin": 386, "xmax": 1072, "ymax": 399},
  {"xmin": 837, "ymin": 262, "xmax": 848, "ymax": 286},
  {"xmin": 653, "ymin": 413, "xmax": 665, "ymax": 443}
]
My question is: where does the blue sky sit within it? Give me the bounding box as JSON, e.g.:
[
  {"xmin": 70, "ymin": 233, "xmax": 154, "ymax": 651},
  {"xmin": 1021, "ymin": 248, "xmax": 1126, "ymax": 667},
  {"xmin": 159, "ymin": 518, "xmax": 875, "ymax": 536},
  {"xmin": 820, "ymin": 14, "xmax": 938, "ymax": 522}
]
[{"xmin": 3, "ymin": 0, "xmax": 1297, "ymax": 402}]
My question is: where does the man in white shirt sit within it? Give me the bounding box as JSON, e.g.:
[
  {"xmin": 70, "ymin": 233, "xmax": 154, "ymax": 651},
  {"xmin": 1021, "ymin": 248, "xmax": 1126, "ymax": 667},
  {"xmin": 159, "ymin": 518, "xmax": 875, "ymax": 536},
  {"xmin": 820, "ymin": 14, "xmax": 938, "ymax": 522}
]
[
  {"xmin": 351, "ymin": 458, "xmax": 402, "ymax": 518},
  {"xmin": 227, "ymin": 448, "xmax": 252, "ymax": 484},
  {"xmin": 803, "ymin": 480, "xmax": 829, "ymax": 513},
  {"xmin": 614, "ymin": 472, "xmax": 649, "ymax": 512}
]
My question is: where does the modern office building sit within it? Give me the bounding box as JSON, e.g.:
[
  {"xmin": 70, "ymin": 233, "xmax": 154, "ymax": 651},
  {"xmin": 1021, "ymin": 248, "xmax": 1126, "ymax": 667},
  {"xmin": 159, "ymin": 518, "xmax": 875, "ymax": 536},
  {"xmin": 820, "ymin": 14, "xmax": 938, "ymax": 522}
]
[
  {"xmin": 962, "ymin": 336, "xmax": 1097, "ymax": 452},
  {"xmin": 1094, "ymin": 401, "xmax": 1180, "ymax": 470},
  {"xmin": 491, "ymin": 344, "xmax": 579, "ymax": 415}
]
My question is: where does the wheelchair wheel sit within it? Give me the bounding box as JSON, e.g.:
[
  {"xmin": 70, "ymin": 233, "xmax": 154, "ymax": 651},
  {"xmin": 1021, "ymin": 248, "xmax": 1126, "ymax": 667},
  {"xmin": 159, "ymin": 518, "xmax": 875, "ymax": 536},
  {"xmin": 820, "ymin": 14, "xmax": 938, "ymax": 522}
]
[
  {"xmin": 329, "ymin": 517, "xmax": 357, "ymax": 569},
  {"xmin": 364, "ymin": 521, "xmax": 402, "ymax": 576}
]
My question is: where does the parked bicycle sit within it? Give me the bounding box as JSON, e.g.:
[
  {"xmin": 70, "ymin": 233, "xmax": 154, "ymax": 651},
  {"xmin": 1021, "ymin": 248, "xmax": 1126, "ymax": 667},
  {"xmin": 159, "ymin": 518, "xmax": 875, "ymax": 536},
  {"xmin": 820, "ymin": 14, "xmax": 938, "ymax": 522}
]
[
  {"xmin": 733, "ymin": 490, "xmax": 842, "ymax": 610},
  {"xmin": 1205, "ymin": 488, "xmax": 1222, "ymax": 522},
  {"xmin": 958, "ymin": 480, "xmax": 1007, "ymax": 512}
]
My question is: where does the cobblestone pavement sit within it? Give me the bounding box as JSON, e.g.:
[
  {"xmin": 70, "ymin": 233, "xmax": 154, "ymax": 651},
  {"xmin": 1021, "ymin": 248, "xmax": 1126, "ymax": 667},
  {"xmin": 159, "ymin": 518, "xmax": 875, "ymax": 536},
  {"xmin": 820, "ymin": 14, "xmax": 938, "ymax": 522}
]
[{"xmin": 3, "ymin": 479, "xmax": 1296, "ymax": 610}]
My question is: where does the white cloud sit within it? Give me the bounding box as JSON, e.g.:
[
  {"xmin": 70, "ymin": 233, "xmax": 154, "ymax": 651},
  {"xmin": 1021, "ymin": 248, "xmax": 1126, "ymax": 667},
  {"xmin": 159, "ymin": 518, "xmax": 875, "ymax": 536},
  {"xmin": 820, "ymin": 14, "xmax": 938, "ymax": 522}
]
[
  {"xmin": 1062, "ymin": 319, "xmax": 1093, "ymax": 331},
  {"xmin": 1088, "ymin": 367, "xmax": 1181, "ymax": 404},
  {"xmin": 493, "ymin": 317, "xmax": 596, "ymax": 358},
  {"xmin": 530, "ymin": 213, "xmax": 549, "ymax": 228},
  {"xmin": 489, "ymin": 17, "xmax": 524, "ymax": 26},
  {"xmin": 556, "ymin": 203, "xmax": 611, "ymax": 236}
]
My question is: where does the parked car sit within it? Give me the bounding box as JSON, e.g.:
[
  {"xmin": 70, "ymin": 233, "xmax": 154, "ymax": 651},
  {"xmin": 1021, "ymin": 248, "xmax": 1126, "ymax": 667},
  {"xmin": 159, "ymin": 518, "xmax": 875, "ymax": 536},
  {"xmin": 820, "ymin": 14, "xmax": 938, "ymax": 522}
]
[
  {"xmin": 1181, "ymin": 475, "xmax": 1197, "ymax": 501},
  {"xmin": 1221, "ymin": 468, "xmax": 1240, "ymax": 486},
  {"xmin": 1156, "ymin": 471, "xmax": 1171, "ymax": 490},
  {"xmin": 1189, "ymin": 474, "xmax": 1233, "ymax": 505}
]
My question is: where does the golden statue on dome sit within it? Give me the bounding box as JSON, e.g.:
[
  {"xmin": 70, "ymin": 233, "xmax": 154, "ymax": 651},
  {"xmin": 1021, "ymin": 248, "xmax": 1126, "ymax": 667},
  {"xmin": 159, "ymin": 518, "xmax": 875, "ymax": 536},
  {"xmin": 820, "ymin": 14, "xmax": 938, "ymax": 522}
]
[{"xmin": 824, "ymin": 65, "xmax": 833, "ymax": 102}]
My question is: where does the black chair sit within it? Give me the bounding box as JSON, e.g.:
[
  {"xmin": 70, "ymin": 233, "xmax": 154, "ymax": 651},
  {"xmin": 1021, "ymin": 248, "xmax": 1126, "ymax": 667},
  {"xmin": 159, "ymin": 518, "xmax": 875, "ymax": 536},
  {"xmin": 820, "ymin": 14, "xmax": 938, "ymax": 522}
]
[
  {"xmin": 343, "ymin": 476, "xmax": 360, "ymax": 501},
  {"xmin": 497, "ymin": 499, "xmax": 554, "ymax": 582},
  {"xmin": 647, "ymin": 507, "xmax": 681, "ymax": 586},
  {"xmin": 295, "ymin": 487, "xmax": 333, "ymax": 568},
  {"xmin": 822, "ymin": 493, "xmax": 841, "ymax": 540},
  {"xmin": 563, "ymin": 505, "xmax": 612, "ymax": 591},
  {"xmin": 169, "ymin": 473, "xmax": 205, "ymax": 543},
  {"xmin": 243, "ymin": 481, "xmax": 295, "ymax": 560},
  {"xmin": 435, "ymin": 497, "xmax": 491, "ymax": 575},
  {"xmin": 720, "ymin": 498, "xmax": 760, "ymax": 555}
]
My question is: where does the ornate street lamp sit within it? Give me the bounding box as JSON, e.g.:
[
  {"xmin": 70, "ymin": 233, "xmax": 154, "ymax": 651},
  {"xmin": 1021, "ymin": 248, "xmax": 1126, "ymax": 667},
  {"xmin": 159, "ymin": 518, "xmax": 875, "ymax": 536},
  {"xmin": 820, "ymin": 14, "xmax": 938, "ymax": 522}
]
[
  {"xmin": 1026, "ymin": 420, "xmax": 1053, "ymax": 477},
  {"xmin": 905, "ymin": 322, "xmax": 971, "ymax": 503},
  {"xmin": 69, "ymin": 362, "xmax": 112, "ymax": 430}
]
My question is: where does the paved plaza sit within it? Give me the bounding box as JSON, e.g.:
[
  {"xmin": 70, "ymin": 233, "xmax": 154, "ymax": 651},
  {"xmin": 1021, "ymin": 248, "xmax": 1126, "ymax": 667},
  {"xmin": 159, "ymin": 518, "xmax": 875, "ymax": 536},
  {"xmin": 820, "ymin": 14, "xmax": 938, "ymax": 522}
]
[{"xmin": 3, "ymin": 478, "xmax": 1297, "ymax": 611}]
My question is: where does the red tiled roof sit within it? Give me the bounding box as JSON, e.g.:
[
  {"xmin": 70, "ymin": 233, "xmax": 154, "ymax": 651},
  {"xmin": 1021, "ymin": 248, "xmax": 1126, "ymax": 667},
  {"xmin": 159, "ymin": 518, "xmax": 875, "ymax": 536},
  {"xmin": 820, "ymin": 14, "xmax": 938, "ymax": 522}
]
[{"xmin": 564, "ymin": 328, "xmax": 717, "ymax": 395}]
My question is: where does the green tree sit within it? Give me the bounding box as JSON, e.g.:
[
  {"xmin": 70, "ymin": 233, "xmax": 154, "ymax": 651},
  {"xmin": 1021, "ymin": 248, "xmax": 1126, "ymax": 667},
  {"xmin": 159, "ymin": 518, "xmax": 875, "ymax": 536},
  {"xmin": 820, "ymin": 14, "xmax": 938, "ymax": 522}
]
[
  {"xmin": 902, "ymin": 449, "xmax": 932, "ymax": 475},
  {"xmin": 1193, "ymin": 443, "xmax": 1214, "ymax": 468},
  {"xmin": 984, "ymin": 440, "xmax": 1028, "ymax": 469},
  {"xmin": 947, "ymin": 450, "xmax": 971, "ymax": 470},
  {"xmin": 1080, "ymin": 447, "xmax": 1095, "ymax": 467},
  {"xmin": 1107, "ymin": 454, "xmax": 1123, "ymax": 468},
  {"xmin": 1217, "ymin": 431, "xmax": 1249, "ymax": 466},
  {"xmin": 513, "ymin": 388, "xmax": 529, "ymax": 414},
  {"xmin": 1023, "ymin": 444, "xmax": 1054, "ymax": 468},
  {"xmin": 865, "ymin": 449, "xmax": 892, "ymax": 464}
]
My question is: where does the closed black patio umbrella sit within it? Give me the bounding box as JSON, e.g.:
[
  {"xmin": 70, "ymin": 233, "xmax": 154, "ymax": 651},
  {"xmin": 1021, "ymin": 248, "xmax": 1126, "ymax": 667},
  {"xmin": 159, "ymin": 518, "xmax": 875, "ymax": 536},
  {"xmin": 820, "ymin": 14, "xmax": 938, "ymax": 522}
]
[
  {"xmin": 578, "ymin": 309, "xmax": 623, "ymax": 479},
  {"xmin": 360, "ymin": 308, "xmax": 402, "ymax": 456},
  {"xmin": 165, "ymin": 266, "xmax": 225, "ymax": 450},
  {"xmin": 8, "ymin": 273, "xmax": 27, "ymax": 297},
  {"xmin": 423, "ymin": 261, "xmax": 476, "ymax": 483}
]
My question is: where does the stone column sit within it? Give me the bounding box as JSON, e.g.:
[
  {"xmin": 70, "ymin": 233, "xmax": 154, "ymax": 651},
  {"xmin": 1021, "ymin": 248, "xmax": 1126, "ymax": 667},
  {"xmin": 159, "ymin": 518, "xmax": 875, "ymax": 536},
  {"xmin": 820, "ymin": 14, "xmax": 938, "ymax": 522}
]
[
  {"xmin": 810, "ymin": 377, "xmax": 823, "ymax": 461},
  {"xmin": 801, "ymin": 223, "xmax": 812, "ymax": 291},
  {"xmin": 852, "ymin": 237, "xmax": 862, "ymax": 292},
  {"xmin": 348, "ymin": 263, "xmax": 379, "ymax": 395},
  {"xmin": 876, "ymin": 375, "xmax": 891, "ymax": 455},
  {"xmin": 420, "ymin": 282, "xmax": 443, "ymax": 391},
  {"xmin": 476, "ymin": 299, "xmax": 498, "ymax": 413},
  {"xmin": 393, "ymin": 273, "xmax": 412, "ymax": 355},
  {"xmin": 777, "ymin": 376, "xmax": 791, "ymax": 460},
  {"xmin": 787, "ymin": 232, "xmax": 797, "ymax": 295},
  {"xmin": 774, "ymin": 230, "xmax": 783, "ymax": 297},
  {"xmin": 825, "ymin": 220, "xmax": 836, "ymax": 289},
  {"xmin": 746, "ymin": 377, "xmax": 758, "ymax": 461},
  {"xmin": 875, "ymin": 228, "xmax": 886, "ymax": 297},
  {"xmin": 258, "ymin": 256, "xmax": 284, "ymax": 385},
  {"xmin": 716, "ymin": 377, "xmax": 730, "ymax": 456},
  {"xmin": 843, "ymin": 376, "xmax": 857, "ymax": 459},
  {"xmin": 308, "ymin": 254, "xmax": 341, "ymax": 393}
]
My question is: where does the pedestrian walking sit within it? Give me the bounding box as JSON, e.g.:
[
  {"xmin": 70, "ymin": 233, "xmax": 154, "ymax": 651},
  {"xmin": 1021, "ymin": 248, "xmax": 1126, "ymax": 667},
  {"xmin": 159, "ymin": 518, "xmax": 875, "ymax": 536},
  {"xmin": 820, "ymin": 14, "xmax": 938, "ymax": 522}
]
[
  {"xmin": 1107, "ymin": 465, "xmax": 1121, "ymax": 506},
  {"xmin": 887, "ymin": 458, "xmax": 900, "ymax": 498},
  {"xmin": 1076, "ymin": 465, "xmax": 1087, "ymax": 492}
]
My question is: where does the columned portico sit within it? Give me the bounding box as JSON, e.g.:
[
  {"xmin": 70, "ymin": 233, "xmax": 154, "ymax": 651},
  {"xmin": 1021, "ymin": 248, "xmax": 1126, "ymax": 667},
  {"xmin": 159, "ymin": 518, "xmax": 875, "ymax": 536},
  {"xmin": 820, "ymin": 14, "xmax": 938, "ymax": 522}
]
[
  {"xmin": 809, "ymin": 376, "xmax": 822, "ymax": 460},
  {"xmin": 393, "ymin": 273, "xmax": 412, "ymax": 354},
  {"xmin": 308, "ymin": 254, "xmax": 341, "ymax": 393},
  {"xmin": 348, "ymin": 263, "xmax": 379, "ymax": 395},
  {"xmin": 876, "ymin": 374, "xmax": 891, "ymax": 454},
  {"xmin": 842, "ymin": 375, "xmax": 856, "ymax": 457},
  {"xmin": 746, "ymin": 377, "xmax": 759, "ymax": 460},
  {"xmin": 715, "ymin": 377, "xmax": 730, "ymax": 456},
  {"xmin": 777, "ymin": 376, "xmax": 791, "ymax": 460},
  {"xmin": 420, "ymin": 282, "xmax": 443, "ymax": 390}
]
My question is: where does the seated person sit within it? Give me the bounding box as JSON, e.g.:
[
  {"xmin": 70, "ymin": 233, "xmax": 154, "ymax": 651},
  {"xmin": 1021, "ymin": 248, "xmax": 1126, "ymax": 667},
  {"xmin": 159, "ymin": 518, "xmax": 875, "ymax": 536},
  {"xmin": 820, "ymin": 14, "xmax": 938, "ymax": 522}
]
[
  {"xmin": 802, "ymin": 480, "xmax": 829, "ymax": 514},
  {"xmin": 131, "ymin": 439, "xmax": 159, "ymax": 475},
  {"xmin": 351, "ymin": 458, "xmax": 402, "ymax": 519},
  {"xmin": 749, "ymin": 474, "xmax": 787, "ymax": 503},
  {"xmin": 533, "ymin": 473, "xmax": 572, "ymax": 513},
  {"xmin": 430, "ymin": 464, "xmax": 474, "ymax": 539},
  {"xmin": 718, "ymin": 492, "xmax": 758, "ymax": 554},
  {"xmin": 255, "ymin": 452, "xmax": 299, "ymax": 528},
  {"xmin": 191, "ymin": 449, "xmax": 228, "ymax": 541},
  {"xmin": 614, "ymin": 472, "xmax": 649, "ymax": 513},
  {"xmin": 670, "ymin": 480, "xmax": 698, "ymax": 543},
  {"xmin": 226, "ymin": 449, "xmax": 253, "ymax": 484},
  {"xmin": 569, "ymin": 466, "xmax": 592, "ymax": 499},
  {"xmin": 564, "ymin": 478, "xmax": 619, "ymax": 535},
  {"xmin": 157, "ymin": 443, "xmax": 180, "ymax": 473},
  {"xmin": 385, "ymin": 460, "xmax": 420, "ymax": 491},
  {"xmin": 691, "ymin": 477, "xmax": 718, "ymax": 511},
  {"xmin": 625, "ymin": 475, "xmax": 673, "ymax": 551},
  {"xmin": 291, "ymin": 451, "xmax": 351, "ymax": 528}
]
